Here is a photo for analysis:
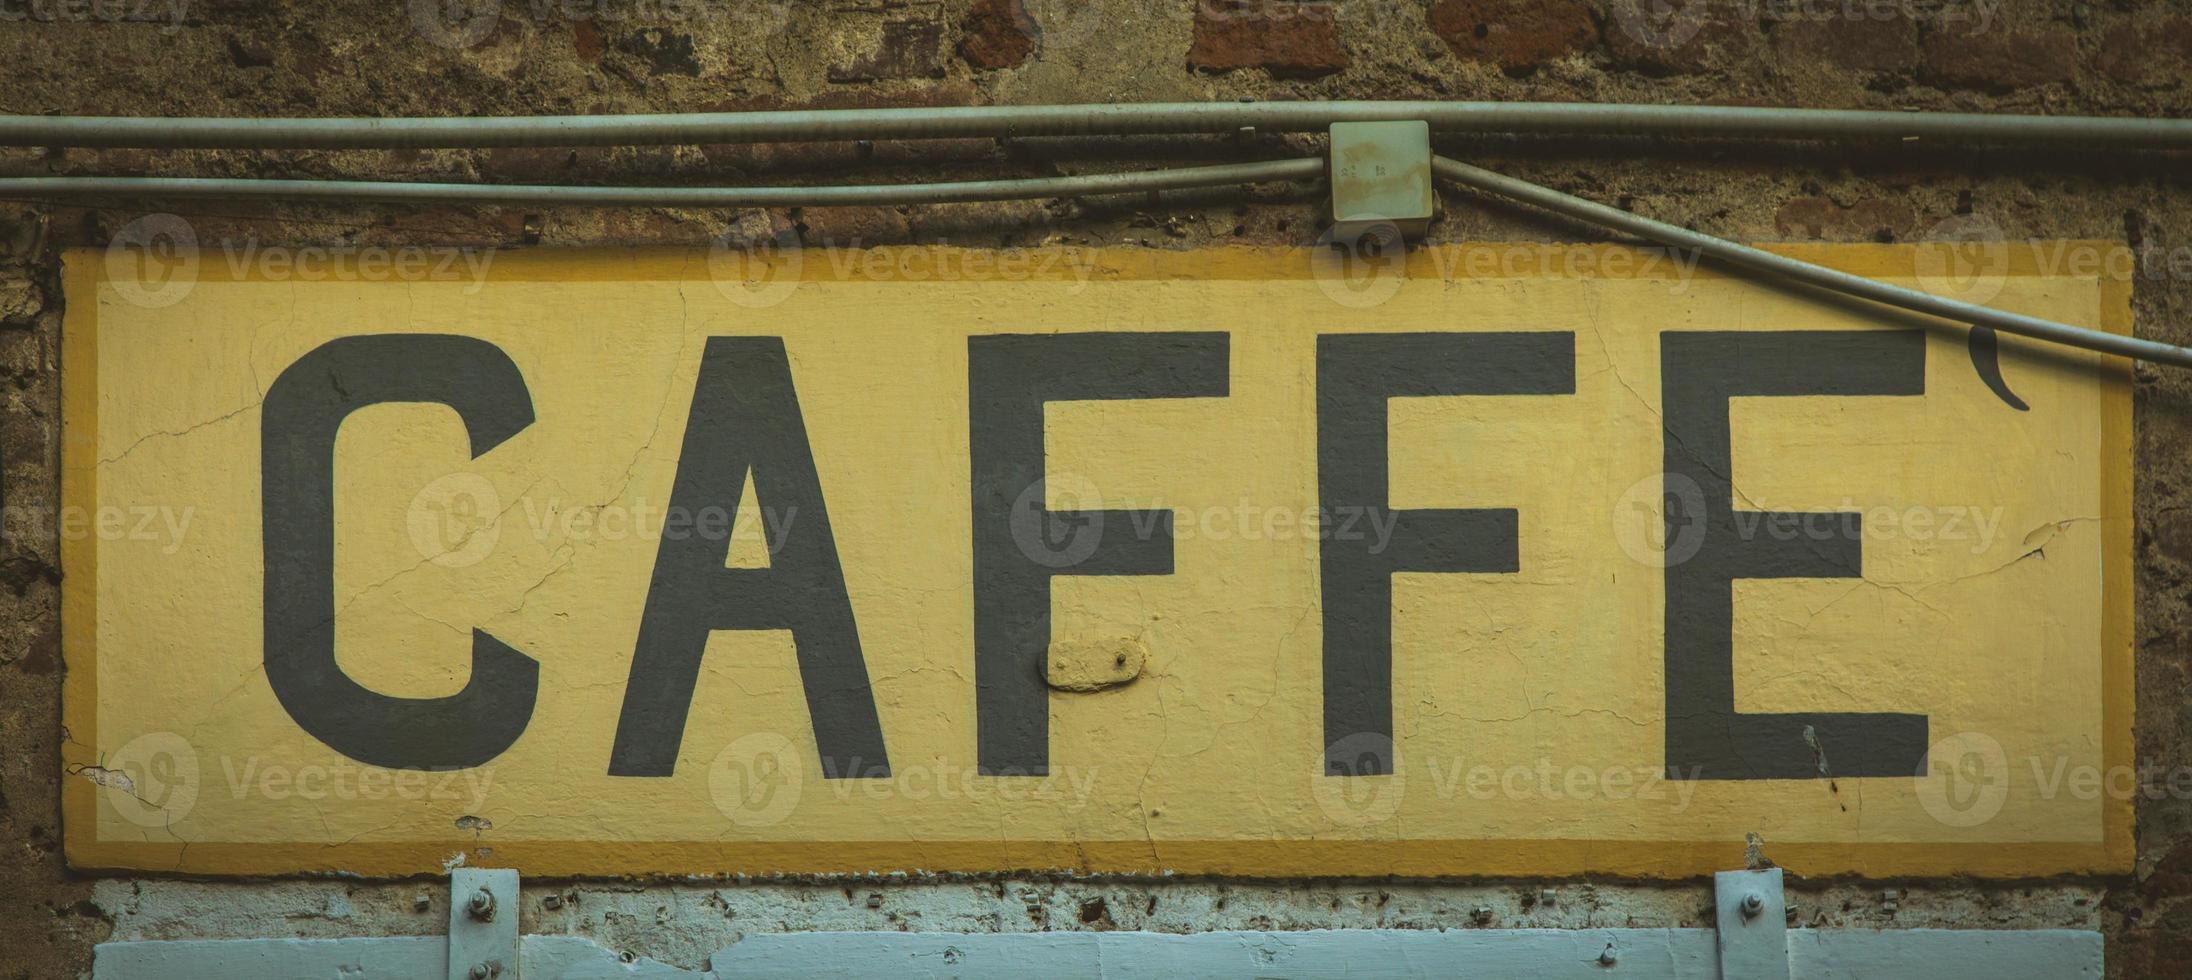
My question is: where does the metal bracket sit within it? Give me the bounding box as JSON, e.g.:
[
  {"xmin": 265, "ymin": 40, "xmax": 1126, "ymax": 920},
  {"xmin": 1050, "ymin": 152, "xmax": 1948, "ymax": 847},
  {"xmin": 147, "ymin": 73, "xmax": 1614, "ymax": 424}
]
[
  {"xmin": 447, "ymin": 867, "xmax": 518, "ymax": 980},
  {"xmin": 1715, "ymin": 868, "xmax": 1790, "ymax": 980}
]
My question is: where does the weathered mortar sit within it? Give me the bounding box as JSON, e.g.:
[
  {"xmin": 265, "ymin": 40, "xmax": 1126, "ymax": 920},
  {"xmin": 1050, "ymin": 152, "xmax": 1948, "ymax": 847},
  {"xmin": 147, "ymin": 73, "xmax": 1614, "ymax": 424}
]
[{"xmin": 4, "ymin": 0, "xmax": 2192, "ymax": 975}]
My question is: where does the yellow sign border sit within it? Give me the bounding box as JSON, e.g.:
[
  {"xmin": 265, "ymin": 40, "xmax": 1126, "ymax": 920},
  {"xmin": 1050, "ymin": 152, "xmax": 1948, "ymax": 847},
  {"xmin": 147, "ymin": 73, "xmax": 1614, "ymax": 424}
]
[{"xmin": 59, "ymin": 243, "xmax": 2135, "ymax": 878}]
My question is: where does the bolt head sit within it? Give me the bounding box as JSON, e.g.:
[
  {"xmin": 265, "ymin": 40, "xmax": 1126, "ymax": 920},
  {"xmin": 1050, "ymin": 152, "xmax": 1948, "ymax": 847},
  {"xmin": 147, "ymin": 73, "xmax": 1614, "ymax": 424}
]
[
  {"xmin": 467, "ymin": 887, "xmax": 496, "ymax": 921},
  {"xmin": 1598, "ymin": 947, "xmax": 1618, "ymax": 966},
  {"xmin": 1740, "ymin": 892, "xmax": 1765, "ymax": 918}
]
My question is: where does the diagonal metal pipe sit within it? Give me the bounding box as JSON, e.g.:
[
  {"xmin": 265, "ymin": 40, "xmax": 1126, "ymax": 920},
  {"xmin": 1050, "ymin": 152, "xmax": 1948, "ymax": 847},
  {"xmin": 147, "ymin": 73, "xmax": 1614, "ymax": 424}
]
[{"xmin": 1428, "ymin": 155, "xmax": 2192, "ymax": 369}]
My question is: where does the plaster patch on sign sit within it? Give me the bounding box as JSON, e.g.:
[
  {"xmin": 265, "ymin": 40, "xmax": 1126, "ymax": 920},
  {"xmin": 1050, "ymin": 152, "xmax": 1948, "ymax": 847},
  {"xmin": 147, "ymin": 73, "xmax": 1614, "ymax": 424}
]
[
  {"xmin": 68, "ymin": 765, "xmax": 137, "ymax": 797},
  {"xmin": 1046, "ymin": 637, "xmax": 1148, "ymax": 692}
]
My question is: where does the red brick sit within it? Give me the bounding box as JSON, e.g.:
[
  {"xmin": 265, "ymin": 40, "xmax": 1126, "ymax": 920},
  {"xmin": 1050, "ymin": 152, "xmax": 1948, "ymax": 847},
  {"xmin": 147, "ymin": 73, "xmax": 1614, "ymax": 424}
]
[
  {"xmin": 1773, "ymin": 196, "xmax": 1915, "ymax": 242},
  {"xmin": 1604, "ymin": 0, "xmax": 1760, "ymax": 75},
  {"xmin": 960, "ymin": 0, "xmax": 1037, "ymax": 70},
  {"xmin": 1921, "ymin": 26, "xmax": 2077, "ymax": 92},
  {"xmin": 1427, "ymin": 0, "xmax": 1598, "ymax": 75},
  {"xmin": 2095, "ymin": 19, "xmax": 2192, "ymax": 89},
  {"xmin": 572, "ymin": 19, "xmax": 604, "ymax": 64},
  {"xmin": 1768, "ymin": 13, "xmax": 1918, "ymax": 73},
  {"xmin": 1187, "ymin": 0, "xmax": 1349, "ymax": 78}
]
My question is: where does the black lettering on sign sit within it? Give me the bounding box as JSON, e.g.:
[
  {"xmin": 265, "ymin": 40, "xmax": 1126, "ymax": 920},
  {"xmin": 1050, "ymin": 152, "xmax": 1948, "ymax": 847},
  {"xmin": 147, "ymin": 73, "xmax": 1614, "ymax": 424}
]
[
  {"xmin": 1316, "ymin": 332, "xmax": 1576, "ymax": 777},
  {"xmin": 609, "ymin": 337, "xmax": 889, "ymax": 779},
  {"xmin": 262, "ymin": 335, "xmax": 538, "ymax": 770},
  {"xmin": 1661, "ymin": 330, "xmax": 1928, "ymax": 780},
  {"xmin": 968, "ymin": 332, "xmax": 1230, "ymax": 776}
]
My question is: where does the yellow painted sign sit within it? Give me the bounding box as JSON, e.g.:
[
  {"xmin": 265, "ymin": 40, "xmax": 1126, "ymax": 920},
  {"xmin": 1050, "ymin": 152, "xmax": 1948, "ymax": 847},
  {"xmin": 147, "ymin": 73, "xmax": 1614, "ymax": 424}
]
[{"xmin": 62, "ymin": 242, "xmax": 2132, "ymax": 878}]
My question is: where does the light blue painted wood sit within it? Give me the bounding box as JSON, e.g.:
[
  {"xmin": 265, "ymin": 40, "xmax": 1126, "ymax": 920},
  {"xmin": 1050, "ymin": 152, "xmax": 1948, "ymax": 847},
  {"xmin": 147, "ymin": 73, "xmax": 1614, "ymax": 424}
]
[
  {"xmin": 1790, "ymin": 929, "xmax": 2105, "ymax": 980},
  {"xmin": 94, "ymin": 936, "xmax": 447, "ymax": 980},
  {"xmin": 91, "ymin": 925, "xmax": 2108, "ymax": 979},
  {"xmin": 709, "ymin": 929, "xmax": 1717, "ymax": 978}
]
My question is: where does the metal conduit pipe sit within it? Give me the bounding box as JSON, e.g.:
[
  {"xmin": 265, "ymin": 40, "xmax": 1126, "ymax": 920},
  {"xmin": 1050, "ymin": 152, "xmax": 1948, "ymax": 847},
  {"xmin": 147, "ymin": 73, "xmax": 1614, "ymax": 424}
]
[
  {"xmin": 0, "ymin": 158, "xmax": 1325, "ymax": 206},
  {"xmin": 5, "ymin": 102, "xmax": 2192, "ymax": 150},
  {"xmin": 1427, "ymin": 155, "xmax": 2192, "ymax": 370}
]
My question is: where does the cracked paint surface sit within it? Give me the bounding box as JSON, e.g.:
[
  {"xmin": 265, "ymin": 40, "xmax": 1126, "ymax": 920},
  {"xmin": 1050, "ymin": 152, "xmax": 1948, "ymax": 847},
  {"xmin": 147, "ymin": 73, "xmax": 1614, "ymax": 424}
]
[{"xmin": 59, "ymin": 244, "xmax": 2130, "ymax": 878}]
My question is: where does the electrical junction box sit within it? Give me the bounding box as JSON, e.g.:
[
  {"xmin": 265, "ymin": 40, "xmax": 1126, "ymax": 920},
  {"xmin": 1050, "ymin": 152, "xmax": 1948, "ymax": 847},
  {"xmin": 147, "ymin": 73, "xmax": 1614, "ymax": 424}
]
[{"xmin": 1328, "ymin": 120, "xmax": 1434, "ymax": 243}]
